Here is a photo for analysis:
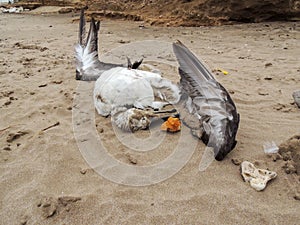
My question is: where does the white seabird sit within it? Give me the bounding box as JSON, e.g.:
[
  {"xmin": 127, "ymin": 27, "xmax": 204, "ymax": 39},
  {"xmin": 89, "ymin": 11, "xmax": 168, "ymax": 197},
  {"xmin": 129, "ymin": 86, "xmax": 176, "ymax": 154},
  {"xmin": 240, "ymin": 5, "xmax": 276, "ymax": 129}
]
[
  {"xmin": 75, "ymin": 10, "xmax": 240, "ymax": 160},
  {"xmin": 75, "ymin": 10, "xmax": 180, "ymax": 132}
]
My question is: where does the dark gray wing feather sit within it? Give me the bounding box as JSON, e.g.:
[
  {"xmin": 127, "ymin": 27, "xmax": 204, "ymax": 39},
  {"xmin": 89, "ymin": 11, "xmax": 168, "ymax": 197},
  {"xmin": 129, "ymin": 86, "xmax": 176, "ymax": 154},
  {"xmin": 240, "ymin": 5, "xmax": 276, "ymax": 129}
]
[
  {"xmin": 172, "ymin": 40, "xmax": 239, "ymax": 161},
  {"xmin": 79, "ymin": 9, "xmax": 86, "ymax": 46}
]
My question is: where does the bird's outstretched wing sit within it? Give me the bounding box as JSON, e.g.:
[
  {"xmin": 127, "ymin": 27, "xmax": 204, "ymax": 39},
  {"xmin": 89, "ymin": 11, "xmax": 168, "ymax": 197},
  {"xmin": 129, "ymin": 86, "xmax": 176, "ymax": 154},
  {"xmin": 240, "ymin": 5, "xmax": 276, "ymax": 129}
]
[
  {"xmin": 172, "ymin": 40, "xmax": 239, "ymax": 161},
  {"xmin": 75, "ymin": 9, "xmax": 122, "ymax": 81}
]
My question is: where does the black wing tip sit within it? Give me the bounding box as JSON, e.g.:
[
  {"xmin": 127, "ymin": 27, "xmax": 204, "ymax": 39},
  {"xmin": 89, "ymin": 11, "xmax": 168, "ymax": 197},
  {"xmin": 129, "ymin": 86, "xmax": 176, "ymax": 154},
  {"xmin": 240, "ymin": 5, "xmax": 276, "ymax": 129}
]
[
  {"xmin": 173, "ymin": 40, "xmax": 186, "ymax": 49},
  {"xmin": 127, "ymin": 58, "xmax": 143, "ymax": 69},
  {"xmin": 90, "ymin": 17, "xmax": 100, "ymax": 32},
  {"xmin": 79, "ymin": 7, "xmax": 88, "ymax": 21},
  {"xmin": 132, "ymin": 58, "xmax": 143, "ymax": 69},
  {"xmin": 172, "ymin": 40, "xmax": 191, "ymax": 57}
]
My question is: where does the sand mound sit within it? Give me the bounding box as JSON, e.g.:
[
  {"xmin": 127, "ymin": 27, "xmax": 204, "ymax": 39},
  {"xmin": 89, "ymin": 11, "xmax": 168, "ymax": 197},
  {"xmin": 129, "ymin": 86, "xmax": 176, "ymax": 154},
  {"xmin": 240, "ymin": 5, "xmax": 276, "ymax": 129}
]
[{"xmin": 279, "ymin": 135, "xmax": 300, "ymax": 174}]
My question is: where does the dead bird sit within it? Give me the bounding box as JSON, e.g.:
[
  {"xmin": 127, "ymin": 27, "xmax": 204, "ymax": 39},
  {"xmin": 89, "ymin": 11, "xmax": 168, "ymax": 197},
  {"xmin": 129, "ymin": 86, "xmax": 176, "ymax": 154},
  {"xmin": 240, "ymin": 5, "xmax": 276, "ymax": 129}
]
[
  {"xmin": 75, "ymin": 10, "xmax": 240, "ymax": 160},
  {"xmin": 75, "ymin": 9, "xmax": 180, "ymax": 132}
]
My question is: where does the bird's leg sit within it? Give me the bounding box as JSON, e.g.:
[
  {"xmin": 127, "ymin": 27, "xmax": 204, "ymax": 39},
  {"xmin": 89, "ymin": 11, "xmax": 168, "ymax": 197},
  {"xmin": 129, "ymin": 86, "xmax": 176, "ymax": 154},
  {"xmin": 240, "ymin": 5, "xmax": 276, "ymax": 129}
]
[{"xmin": 147, "ymin": 108, "xmax": 179, "ymax": 121}]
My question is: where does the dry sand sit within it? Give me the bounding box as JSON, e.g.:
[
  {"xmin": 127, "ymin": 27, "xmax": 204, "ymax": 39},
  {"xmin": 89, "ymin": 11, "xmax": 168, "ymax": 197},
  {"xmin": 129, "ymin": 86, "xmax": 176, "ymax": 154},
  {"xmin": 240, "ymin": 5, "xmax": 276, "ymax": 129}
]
[{"xmin": 0, "ymin": 10, "xmax": 300, "ymax": 225}]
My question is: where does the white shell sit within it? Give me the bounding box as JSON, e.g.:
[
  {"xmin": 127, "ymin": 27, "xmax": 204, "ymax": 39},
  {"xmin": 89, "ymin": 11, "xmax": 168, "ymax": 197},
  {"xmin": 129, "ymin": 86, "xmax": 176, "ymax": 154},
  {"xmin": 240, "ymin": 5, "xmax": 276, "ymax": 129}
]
[{"xmin": 240, "ymin": 161, "xmax": 277, "ymax": 191}]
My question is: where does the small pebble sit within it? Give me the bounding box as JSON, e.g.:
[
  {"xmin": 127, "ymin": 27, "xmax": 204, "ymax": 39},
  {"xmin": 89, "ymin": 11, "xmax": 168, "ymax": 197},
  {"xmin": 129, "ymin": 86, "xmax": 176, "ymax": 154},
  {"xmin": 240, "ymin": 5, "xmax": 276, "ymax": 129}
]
[
  {"xmin": 265, "ymin": 62, "xmax": 272, "ymax": 67},
  {"xmin": 127, "ymin": 154, "xmax": 137, "ymax": 164},
  {"xmin": 258, "ymin": 90, "xmax": 269, "ymax": 96},
  {"xmin": 4, "ymin": 100, "xmax": 11, "ymax": 106},
  {"xmin": 118, "ymin": 40, "xmax": 130, "ymax": 44},
  {"xmin": 52, "ymin": 80, "xmax": 63, "ymax": 84},
  {"xmin": 282, "ymin": 161, "xmax": 297, "ymax": 174},
  {"xmin": 292, "ymin": 90, "xmax": 300, "ymax": 108},
  {"xmin": 272, "ymin": 153, "xmax": 283, "ymax": 161},
  {"xmin": 231, "ymin": 158, "xmax": 242, "ymax": 166},
  {"xmin": 294, "ymin": 193, "xmax": 300, "ymax": 201},
  {"xmin": 80, "ymin": 169, "xmax": 87, "ymax": 175}
]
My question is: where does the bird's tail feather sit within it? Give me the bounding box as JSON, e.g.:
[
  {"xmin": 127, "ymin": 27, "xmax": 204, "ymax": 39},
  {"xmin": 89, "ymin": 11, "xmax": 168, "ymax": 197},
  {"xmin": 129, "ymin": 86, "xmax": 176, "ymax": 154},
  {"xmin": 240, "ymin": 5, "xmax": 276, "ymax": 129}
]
[{"xmin": 75, "ymin": 9, "xmax": 121, "ymax": 81}]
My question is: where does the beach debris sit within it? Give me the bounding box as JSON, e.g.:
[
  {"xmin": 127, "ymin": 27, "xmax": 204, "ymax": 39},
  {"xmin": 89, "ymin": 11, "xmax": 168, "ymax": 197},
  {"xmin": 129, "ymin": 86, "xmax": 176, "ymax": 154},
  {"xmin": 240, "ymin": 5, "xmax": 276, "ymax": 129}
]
[
  {"xmin": 240, "ymin": 161, "xmax": 277, "ymax": 191},
  {"xmin": 213, "ymin": 68, "xmax": 229, "ymax": 75},
  {"xmin": 218, "ymin": 69, "xmax": 228, "ymax": 75},
  {"xmin": 1, "ymin": 6, "xmax": 24, "ymax": 13},
  {"xmin": 161, "ymin": 117, "xmax": 181, "ymax": 132},
  {"xmin": 292, "ymin": 90, "xmax": 300, "ymax": 108},
  {"xmin": 263, "ymin": 141, "xmax": 279, "ymax": 154},
  {"xmin": 42, "ymin": 122, "xmax": 60, "ymax": 132}
]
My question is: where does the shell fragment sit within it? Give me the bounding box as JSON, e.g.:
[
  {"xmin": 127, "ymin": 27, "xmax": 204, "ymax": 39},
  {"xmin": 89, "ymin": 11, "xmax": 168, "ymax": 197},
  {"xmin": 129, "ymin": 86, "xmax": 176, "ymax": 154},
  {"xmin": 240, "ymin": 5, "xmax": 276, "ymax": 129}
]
[{"xmin": 240, "ymin": 161, "xmax": 277, "ymax": 191}]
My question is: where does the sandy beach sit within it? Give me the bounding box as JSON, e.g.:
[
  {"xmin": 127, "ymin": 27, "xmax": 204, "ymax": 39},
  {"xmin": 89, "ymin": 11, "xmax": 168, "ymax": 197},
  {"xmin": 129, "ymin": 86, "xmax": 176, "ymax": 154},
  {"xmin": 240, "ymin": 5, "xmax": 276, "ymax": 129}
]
[{"xmin": 0, "ymin": 10, "xmax": 299, "ymax": 224}]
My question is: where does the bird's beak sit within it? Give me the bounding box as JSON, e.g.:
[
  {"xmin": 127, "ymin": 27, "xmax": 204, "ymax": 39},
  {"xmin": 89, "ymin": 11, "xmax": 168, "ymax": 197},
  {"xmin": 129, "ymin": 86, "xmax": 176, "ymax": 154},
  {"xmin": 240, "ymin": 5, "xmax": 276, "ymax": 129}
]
[{"xmin": 147, "ymin": 108, "xmax": 179, "ymax": 120}]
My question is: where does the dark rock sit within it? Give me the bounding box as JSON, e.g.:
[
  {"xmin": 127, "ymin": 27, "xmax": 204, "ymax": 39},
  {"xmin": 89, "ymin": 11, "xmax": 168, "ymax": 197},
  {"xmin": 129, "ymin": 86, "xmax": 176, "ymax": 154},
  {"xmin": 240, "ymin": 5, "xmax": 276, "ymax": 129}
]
[
  {"xmin": 265, "ymin": 62, "xmax": 273, "ymax": 67},
  {"xmin": 294, "ymin": 192, "xmax": 300, "ymax": 201},
  {"xmin": 293, "ymin": 90, "xmax": 300, "ymax": 108}
]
